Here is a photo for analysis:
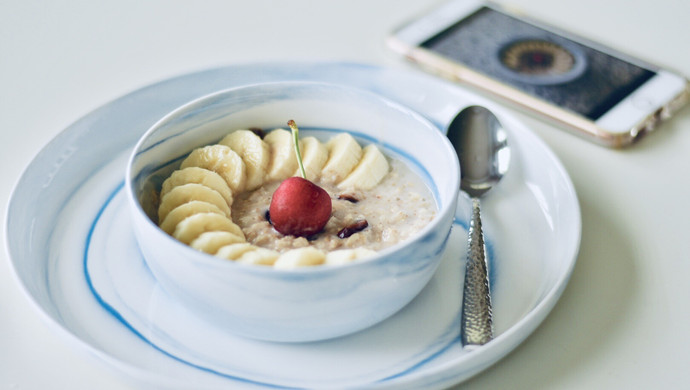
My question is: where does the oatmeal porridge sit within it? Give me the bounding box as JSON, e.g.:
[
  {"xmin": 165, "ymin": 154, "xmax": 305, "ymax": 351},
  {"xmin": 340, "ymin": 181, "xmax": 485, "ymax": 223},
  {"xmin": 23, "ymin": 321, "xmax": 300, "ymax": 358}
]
[{"xmin": 233, "ymin": 158, "xmax": 436, "ymax": 253}]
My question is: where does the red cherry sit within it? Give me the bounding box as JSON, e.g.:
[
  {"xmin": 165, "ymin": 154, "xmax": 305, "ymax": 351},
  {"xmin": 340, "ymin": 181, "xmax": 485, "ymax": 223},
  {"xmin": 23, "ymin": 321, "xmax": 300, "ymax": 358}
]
[{"xmin": 269, "ymin": 177, "xmax": 332, "ymax": 237}]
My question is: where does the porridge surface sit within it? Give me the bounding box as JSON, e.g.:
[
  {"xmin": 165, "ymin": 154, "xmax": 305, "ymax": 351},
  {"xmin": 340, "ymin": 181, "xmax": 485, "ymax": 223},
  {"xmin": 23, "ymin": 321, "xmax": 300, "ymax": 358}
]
[{"xmin": 232, "ymin": 159, "xmax": 436, "ymax": 252}]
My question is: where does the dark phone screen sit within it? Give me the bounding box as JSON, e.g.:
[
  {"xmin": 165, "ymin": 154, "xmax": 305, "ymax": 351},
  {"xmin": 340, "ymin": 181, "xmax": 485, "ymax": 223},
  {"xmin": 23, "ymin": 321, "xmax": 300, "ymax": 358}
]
[{"xmin": 422, "ymin": 7, "xmax": 655, "ymax": 120}]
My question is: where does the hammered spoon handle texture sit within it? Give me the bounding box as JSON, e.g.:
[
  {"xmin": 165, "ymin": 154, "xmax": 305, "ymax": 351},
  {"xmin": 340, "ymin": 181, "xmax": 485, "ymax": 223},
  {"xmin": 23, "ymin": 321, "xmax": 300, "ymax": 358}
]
[{"xmin": 461, "ymin": 197, "xmax": 493, "ymax": 346}]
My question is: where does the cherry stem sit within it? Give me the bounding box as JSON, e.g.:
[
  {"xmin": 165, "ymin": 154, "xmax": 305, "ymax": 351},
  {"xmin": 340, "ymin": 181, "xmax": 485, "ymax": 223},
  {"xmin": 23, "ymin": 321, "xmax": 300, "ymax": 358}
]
[{"xmin": 288, "ymin": 119, "xmax": 307, "ymax": 179}]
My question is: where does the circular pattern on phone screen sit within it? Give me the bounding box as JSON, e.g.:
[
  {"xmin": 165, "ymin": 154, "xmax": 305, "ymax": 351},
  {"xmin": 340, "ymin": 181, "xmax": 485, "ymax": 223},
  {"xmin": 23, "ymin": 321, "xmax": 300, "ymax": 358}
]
[
  {"xmin": 497, "ymin": 38, "xmax": 587, "ymax": 85},
  {"xmin": 501, "ymin": 40, "xmax": 573, "ymax": 74}
]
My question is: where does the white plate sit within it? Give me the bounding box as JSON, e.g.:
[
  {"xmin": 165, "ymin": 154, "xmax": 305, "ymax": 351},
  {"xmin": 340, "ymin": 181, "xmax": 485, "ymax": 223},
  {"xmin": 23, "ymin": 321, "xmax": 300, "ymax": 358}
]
[{"xmin": 6, "ymin": 62, "xmax": 580, "ymax": 389}]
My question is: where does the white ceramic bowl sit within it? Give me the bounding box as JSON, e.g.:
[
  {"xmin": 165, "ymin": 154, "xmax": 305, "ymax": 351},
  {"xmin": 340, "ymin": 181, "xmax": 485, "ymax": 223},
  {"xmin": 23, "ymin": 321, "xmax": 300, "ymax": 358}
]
[{"xmin": 126, "ymin": 81, "xmax": 460, "ymax": 342}]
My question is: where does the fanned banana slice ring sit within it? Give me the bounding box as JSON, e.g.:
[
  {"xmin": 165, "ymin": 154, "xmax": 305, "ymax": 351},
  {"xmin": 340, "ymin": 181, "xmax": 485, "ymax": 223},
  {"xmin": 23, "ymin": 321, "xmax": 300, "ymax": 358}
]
[{"xmin": 156, "ymin": 129, "xmax": 392, "ymax": 267}]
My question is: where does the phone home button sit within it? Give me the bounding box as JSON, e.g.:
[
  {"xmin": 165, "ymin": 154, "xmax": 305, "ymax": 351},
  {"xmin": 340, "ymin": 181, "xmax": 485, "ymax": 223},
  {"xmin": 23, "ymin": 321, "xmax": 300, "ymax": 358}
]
[{"xmin": 631, "ymin": 93, "xmax": 656, "ymax": 110}]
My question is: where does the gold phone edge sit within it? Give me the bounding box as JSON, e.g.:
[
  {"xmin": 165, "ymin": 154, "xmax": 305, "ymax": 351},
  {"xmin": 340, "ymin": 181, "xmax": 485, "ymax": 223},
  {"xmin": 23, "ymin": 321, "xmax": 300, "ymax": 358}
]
[{"xmin": 388, "ymin": 36, "xmax": 690, "ymax": 149}]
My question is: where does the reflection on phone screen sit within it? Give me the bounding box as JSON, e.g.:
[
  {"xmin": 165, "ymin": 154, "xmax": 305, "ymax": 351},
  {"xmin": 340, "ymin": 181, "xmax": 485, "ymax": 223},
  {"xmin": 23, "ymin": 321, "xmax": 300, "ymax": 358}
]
[{"xmin": 422, "ymin": 7, "xmax": 655, "ymax": 120}]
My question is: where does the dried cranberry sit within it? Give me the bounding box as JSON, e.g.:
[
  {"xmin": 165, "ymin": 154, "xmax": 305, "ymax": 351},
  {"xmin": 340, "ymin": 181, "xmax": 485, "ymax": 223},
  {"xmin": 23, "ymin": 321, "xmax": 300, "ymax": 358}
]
[
  {"xmin": 337, "ymin": 219, "xmax": 368, "ymax": 239},
  {"xmin": 337, "ymin": 194, "xmax": 359, "ymax": 203}
]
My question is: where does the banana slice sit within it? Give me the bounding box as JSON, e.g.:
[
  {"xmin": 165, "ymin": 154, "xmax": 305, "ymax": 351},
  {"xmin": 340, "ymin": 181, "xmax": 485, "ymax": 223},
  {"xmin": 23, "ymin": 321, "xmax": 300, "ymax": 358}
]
[
  {"xmin": 215, "ymin": 243, "xmax": 257, "ymax": 261},
  {"xmin": 264, "ymin": 129, "xmax": 298, "ymax": 182},
  {"xmin": 236, "ymin": 247, "xmax": 279, "ymax": 266},
  {"xmin": 160, "ymin": 167, "xmax": 233, "ymax": 208},
  {"xmin": 189, "ymin": 231, "xmax": 246, "ymax": 254},
  {"xmin": 214, "ymin": 240, "xmax": 279, "ymax": 265},
  {"xmin": 180, "ymin": 144, "xmax": 247, "ymax": 193},
  {"xmin": 219, "ymin": 130, "xmax": 270, "ymax": 191},
  {"xmin": 337, "ymin": 144, "xmax": 389, "ymax": 190},
  {"xmin": 158, "ymin": 183, "xmax": 231, "ymax": 223},
  {"xmin": 159, "ymin": 200, "xmax": 226, "ymax": 235},
  {"xmin": 321, "ymin": 133, "xmax": 362, "ymax": 184},
  {"xmin": 172, "ymin": 212, "xmax": 245, "ymax": 245},
  {"xmin": 294, "ymin": 136, "xmax": 328, "ymax": 181},
  {"xmin": 273, "ymin": 247, "xmax": 326, "ymax": 269},
  {"xmin": 325, "ymin": 248, "xmax": 378, "ymax": 265}
]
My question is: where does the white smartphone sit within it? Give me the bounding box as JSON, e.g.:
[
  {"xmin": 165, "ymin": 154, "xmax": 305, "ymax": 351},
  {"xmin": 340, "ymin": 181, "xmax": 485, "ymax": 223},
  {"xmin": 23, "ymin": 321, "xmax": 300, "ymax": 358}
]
[{"xmin": 387, "ymin": 0, "xmax": 689, "ymax": 147}]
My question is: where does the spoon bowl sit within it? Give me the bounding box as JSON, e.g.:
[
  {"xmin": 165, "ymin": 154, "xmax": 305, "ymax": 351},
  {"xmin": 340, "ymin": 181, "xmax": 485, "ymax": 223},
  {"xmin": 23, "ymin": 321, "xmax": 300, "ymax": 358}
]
[
  {"xmin": 449, "ymin": 106, "xmax": 510, "ymax": 197},
  {"xmin": 446, "ymin": 105, "xmax": 510, "ymax": 347}
]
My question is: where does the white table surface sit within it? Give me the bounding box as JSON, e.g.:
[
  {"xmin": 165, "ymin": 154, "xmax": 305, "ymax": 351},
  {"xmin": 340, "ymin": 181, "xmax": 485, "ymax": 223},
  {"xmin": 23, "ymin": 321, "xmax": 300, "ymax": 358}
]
[{"xmin": 2, "ymin": 1, "xmax": 689, "ymax": 389}]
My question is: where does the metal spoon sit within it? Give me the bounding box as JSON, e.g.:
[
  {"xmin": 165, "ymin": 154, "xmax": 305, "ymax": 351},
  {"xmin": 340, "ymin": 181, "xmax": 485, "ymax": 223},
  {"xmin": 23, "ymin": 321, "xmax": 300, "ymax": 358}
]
[{"xmin": 446, "ymin": 105, "xmax": 510, "ymax": 347}]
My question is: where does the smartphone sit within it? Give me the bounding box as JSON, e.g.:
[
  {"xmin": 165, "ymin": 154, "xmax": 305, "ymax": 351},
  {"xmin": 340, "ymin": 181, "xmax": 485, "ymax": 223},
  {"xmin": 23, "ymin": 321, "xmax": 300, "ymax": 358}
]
[{"xmin": 387, "ymin": 0, "xmax": 689, "ymax": 147}]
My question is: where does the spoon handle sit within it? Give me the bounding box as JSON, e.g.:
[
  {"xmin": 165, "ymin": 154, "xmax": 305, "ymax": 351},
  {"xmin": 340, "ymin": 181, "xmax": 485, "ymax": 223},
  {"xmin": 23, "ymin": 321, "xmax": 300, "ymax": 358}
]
[{"xmin": 461, "ymin": 197, "xmax": 493, "ymax": 347}]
